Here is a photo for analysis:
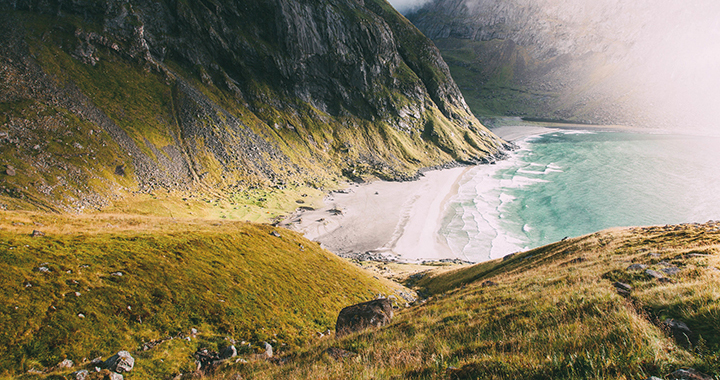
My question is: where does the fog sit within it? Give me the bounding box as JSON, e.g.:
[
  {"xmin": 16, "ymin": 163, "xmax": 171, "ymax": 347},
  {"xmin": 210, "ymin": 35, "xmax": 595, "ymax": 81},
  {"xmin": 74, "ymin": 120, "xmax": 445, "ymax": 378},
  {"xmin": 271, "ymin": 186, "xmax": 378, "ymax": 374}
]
[
  {"xmin": 400, "ymin": 0, "xmax": 720, "ymax": 132},
  {"xmin": 387, "ymin": 0, "xmax": 431, "ymax": 14}
]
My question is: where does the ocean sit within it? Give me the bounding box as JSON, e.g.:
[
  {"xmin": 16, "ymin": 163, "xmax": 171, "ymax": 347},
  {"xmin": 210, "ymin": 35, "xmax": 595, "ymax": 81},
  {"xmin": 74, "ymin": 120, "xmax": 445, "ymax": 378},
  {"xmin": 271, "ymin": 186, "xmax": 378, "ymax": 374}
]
[{"xmin": 441, "ymin": 130, "xmax": 720, "ymax": 263}]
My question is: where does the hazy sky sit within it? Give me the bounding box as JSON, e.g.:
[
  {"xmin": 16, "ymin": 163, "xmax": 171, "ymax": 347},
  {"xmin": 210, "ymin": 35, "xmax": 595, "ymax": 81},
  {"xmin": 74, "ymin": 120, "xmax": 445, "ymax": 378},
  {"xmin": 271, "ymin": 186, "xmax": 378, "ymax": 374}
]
[{"xmin": 387, "ymin": 0, "xmax": 431, "ymax": 13}]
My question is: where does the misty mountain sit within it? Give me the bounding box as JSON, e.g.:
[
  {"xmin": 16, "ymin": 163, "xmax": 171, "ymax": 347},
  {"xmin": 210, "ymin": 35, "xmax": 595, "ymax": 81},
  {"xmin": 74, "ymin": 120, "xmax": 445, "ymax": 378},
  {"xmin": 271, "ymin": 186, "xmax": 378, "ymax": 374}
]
[{"xmin": 407, "ymin": 0, "xmax": 720, "ymax": 129}]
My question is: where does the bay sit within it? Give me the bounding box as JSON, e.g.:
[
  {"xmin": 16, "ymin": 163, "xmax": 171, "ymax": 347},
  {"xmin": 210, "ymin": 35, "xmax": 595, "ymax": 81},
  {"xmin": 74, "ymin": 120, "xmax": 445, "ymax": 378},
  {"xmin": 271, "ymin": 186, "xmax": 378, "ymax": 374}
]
[{"xmin": 441, "ymin": 130, "xmax": 720, "ymax": 262}]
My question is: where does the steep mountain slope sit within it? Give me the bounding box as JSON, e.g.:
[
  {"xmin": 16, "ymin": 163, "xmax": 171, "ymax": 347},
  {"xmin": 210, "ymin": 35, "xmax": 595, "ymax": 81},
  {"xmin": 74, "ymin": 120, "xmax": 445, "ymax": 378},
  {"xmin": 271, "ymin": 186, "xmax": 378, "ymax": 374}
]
[
  {"xmin": 407, "ymin": 0, "xmax": 720, "ymax": 128},
  {"xmin": 0, "ymin": 0, "xmax": 506, "ymax": 213}
]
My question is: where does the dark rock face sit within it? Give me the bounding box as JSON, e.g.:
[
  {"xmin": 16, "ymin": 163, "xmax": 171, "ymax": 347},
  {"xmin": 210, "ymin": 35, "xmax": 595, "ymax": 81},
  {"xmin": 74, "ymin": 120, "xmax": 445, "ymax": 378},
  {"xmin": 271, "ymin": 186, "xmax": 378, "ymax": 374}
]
[
  {"xmin": 0, "ymin": 0, "xmax": 505, "ymax": 211},
  {"xmin": 336, "ymin": 298, "xmax": 394, "ymax": 336}
]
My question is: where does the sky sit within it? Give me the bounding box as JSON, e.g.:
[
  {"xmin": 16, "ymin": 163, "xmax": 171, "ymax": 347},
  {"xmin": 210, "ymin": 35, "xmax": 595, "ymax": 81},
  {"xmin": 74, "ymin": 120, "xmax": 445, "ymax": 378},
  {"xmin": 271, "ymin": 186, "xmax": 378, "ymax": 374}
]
[{"xmin": 387, "ymin": 0, "xmax": 431, "ymax": 14}]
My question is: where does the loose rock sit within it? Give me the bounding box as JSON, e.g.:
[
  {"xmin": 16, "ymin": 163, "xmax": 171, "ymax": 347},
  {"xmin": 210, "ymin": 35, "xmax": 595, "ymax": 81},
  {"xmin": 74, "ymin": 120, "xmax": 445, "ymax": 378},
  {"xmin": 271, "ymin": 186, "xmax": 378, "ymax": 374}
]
[
  {"xmin": 71, "ymin": 369, "xmax": 89, "ymax": 380},
  {"xmin": 661, "ymin": 267, "xmax": 681, "ymax": 276},
  {"xmin": 263, "ymin": 341, "xmax": 273, "ymax": 358},
  {"xmin": 663, "ymin": 319, "xmax": 694, "ymax": 347},
  {"xmin": 5, "ymin": 165, "xmax": 15, "ymax": 176},
  {"xmin": 336, "ymin": 298, "xmax": 393, "ymax": 337},
  {"xmin": 627, "ymin": 263, "xmax": 648, "ymax": 271},
  {"xmin": 31, "ymin": 230, "xmax": 45, "ymax": 237},
  {"xmin": 104, "ymin": 351, "xmax": 134, "ymax": 373},
  {"xmin": 668, "ymin": 368, "xmax": 713, "ymax": 380},
  {"xmin": 645, "ymin": 269, "xmax": 665, "ymax": 279},
  {"xmin": 481, "ymin": 280, "xmax": 497, "ymax": 287},
  {"xmin": 219, "ymin": 345, "xmax": 237, "ymax": 359}
]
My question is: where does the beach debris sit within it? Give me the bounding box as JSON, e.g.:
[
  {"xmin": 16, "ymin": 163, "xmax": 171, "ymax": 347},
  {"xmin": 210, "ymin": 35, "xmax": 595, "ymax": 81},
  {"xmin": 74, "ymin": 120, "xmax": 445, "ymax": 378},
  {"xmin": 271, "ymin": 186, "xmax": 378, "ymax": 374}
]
[
  {"xmin": 104, "ymin": 350, "xmax": 134, "ymax": 373},
  {"xmin": 336, "ymin": 298, "xmax": 393, "ymax": 337},
  {"xmin": 627, "ymin": 263, "xmax": 648, "ymax": 271}
]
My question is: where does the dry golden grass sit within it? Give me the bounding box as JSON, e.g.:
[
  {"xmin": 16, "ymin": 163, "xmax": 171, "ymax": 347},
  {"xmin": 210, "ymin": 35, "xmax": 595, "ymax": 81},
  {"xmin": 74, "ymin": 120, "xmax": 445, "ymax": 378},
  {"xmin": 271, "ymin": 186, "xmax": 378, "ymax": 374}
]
[{"xmin": 209, "ymin": 222, "xmax": 720, "ymax": 379}]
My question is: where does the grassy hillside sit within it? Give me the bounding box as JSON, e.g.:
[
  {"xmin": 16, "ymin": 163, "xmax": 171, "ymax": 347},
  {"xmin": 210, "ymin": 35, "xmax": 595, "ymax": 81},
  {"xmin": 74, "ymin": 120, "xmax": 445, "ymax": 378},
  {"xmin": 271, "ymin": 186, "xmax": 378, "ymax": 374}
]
[
  {"xmin": 215, "ymin": 222, "xmax": 720, "ymax": 379},
  {"xmin": 0, "ymin": 211, "xmax": 408, "ymax": 379}
]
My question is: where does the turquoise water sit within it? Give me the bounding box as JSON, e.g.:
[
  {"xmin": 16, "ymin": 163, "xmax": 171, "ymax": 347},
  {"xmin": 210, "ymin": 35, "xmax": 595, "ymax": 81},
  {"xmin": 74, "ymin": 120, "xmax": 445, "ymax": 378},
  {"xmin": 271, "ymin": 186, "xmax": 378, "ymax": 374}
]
[{"xmin": 441, "ymin": 130, "xmax": 720, "ymax": 263}]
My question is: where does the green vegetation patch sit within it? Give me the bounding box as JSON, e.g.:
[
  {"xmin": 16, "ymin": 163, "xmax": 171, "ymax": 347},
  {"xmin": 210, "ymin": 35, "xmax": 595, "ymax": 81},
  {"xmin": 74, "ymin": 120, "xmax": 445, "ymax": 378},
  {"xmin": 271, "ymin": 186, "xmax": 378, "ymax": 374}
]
[{"xmin": 0, "ymin": 212, "xmax": 396, "ymax": 378}]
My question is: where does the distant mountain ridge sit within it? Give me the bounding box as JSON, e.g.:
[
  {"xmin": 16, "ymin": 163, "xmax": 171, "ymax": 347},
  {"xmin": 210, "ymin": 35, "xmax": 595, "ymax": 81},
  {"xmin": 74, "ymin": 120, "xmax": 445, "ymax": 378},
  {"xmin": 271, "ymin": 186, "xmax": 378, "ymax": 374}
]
[
  {"xmin": 0, "ymin": 0, "xmax": 505, "ymax": 212},
  {"xmin": 407, "ymin": 0, "xmax": 720, "ymax": 129}
]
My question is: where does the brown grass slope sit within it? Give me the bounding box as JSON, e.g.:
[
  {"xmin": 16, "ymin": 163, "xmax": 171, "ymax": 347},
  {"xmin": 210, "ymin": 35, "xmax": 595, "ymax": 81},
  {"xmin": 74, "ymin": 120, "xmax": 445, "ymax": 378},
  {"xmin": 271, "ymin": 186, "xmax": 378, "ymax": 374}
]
[{"xmin": 216, "ymin": 222, "xmax": 720, "ymax": 379}]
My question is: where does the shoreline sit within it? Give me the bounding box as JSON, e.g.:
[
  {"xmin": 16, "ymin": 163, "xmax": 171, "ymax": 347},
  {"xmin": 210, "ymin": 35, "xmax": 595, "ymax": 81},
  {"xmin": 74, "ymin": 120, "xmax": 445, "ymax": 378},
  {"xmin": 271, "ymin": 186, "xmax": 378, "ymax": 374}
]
[{"xmin": 281, "ymin": 123, "xmax": 628, "ymax": 263}]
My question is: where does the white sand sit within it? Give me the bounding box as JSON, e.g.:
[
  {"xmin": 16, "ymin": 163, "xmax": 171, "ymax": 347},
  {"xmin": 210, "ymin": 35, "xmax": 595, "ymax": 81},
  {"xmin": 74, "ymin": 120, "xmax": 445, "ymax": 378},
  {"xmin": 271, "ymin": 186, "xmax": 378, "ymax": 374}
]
[
  {"xmin": 282, "ymin": 167, "xmax": 470, "ymax": 262},
  {"xmin": 282, "ymin": 125, "xmax": 563, "ymax": 262}
]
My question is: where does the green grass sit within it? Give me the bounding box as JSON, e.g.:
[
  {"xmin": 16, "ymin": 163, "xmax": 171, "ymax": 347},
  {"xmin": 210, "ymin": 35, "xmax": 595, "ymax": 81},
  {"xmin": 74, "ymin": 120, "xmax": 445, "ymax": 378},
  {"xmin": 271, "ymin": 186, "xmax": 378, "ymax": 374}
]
[
  {"xmin": 210, "ymin": 223, "xmax": 720, "ymax": 379},
  {"xmin": 0, "ymin": 211, "xmax": 405, "ymax": 379}
]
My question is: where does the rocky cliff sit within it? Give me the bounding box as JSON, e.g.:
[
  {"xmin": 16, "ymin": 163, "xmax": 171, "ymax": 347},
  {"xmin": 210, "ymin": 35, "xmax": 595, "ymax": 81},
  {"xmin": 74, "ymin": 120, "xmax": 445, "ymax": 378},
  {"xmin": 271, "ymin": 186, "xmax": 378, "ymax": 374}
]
[
  {"xmin": 0, "ymin": 0, "xmax": 506, "ymax": 212},
  {"xmin": 407, "ymin": 0, "xmax": 720, "ymax": 128}
]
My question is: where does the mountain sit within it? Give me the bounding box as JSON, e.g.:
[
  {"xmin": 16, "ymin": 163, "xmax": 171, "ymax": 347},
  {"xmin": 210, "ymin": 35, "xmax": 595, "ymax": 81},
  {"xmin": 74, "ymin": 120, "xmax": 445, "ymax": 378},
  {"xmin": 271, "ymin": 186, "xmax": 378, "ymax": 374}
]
[
  {"xmin": 407, "ymin": 0, "xmax": 720, "ymax": 129},
  {"xmin": 0, "ymin": 0, "xmax": 506, "ymax": 213}
]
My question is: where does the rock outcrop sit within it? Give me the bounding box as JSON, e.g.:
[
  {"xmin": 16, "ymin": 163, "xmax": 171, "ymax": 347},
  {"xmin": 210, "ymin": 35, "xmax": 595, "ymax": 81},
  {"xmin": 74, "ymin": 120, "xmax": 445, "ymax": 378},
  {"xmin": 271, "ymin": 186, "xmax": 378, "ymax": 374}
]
[
  {"xmin": 0, "ymin": 0, "xmax": 505, "ymax": 211},
  {"xmin": 336, "ymin": 298, "xmax": 394, "ymax": 337}
]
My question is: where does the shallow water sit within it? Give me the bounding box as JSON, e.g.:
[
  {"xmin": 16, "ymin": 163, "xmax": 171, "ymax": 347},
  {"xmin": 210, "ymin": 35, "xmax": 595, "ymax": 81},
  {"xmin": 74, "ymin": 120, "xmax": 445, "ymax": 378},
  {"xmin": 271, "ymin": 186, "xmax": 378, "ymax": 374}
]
[{"xmin": 441, "ymin": 130, "xmax": 720, "ymax": 262}]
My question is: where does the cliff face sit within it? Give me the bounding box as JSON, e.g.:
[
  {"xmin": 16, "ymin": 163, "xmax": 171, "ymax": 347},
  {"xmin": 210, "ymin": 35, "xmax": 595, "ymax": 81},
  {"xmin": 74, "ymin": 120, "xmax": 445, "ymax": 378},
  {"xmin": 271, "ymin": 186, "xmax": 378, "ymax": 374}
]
[
  {"xmin": 407, "ymin": 0, "xmax": 720, "ymax": 128},
  {"xmin": 0, "ymin": 0, "xmax": 505, "ymax": 212}
]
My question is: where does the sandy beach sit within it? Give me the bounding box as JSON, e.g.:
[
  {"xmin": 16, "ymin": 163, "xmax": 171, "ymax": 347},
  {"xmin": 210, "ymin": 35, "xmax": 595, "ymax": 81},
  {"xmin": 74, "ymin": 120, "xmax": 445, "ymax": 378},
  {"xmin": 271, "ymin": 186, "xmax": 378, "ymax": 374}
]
[{"xmin": 281, "ymin": 125, "xmax": 560, "ymax": 262}]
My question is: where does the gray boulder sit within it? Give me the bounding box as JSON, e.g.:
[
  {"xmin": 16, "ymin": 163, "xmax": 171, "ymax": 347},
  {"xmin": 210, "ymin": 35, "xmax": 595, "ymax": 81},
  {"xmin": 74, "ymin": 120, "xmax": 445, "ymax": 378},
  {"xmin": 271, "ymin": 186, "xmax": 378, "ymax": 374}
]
[
  {"xmin": 336, "ymin": 298, "xmax": 394, "ymax": 337},
  {"xmin": 662, "ymin": 267, "xmax": 681, "ymax": 276},
  {"xmin": 263, "ymin": 342, "xmax": 273, "ymax": 358},
  {"xmin": 668, "ymin": 368, "xmax": 713, "ymax": 380},
  {"xmin": 663, "ymin": 319, "xmax": 695, "ymax": 347},
  {"xmin": 71, "ymin": 369, "xmax": 89, "ymax": 380},
  {"xmin": 627, "ymin": 263, "xmax": 648, "ymax": 271},
  {"xmin": 645, "ymin": 269, "xmax": 665, "ymax": 279},
  {"xmin": 107, "ymin": 372, "xmax": 123, "ymax": 380},
  {"xmin": 104, "ymin": 350, "xmax": 134, "ymax": 373},
  {"xmin": 219, "ymin": 345, "xmax": 237, "ymax": 359}
]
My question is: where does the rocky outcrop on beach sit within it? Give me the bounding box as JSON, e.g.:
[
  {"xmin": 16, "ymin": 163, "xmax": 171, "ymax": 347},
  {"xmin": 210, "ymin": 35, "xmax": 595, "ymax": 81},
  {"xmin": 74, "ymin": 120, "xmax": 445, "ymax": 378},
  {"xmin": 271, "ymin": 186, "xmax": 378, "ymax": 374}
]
[{"xmin": 0, "ymin": 0, "xmax": 505, "ymax": 212}]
